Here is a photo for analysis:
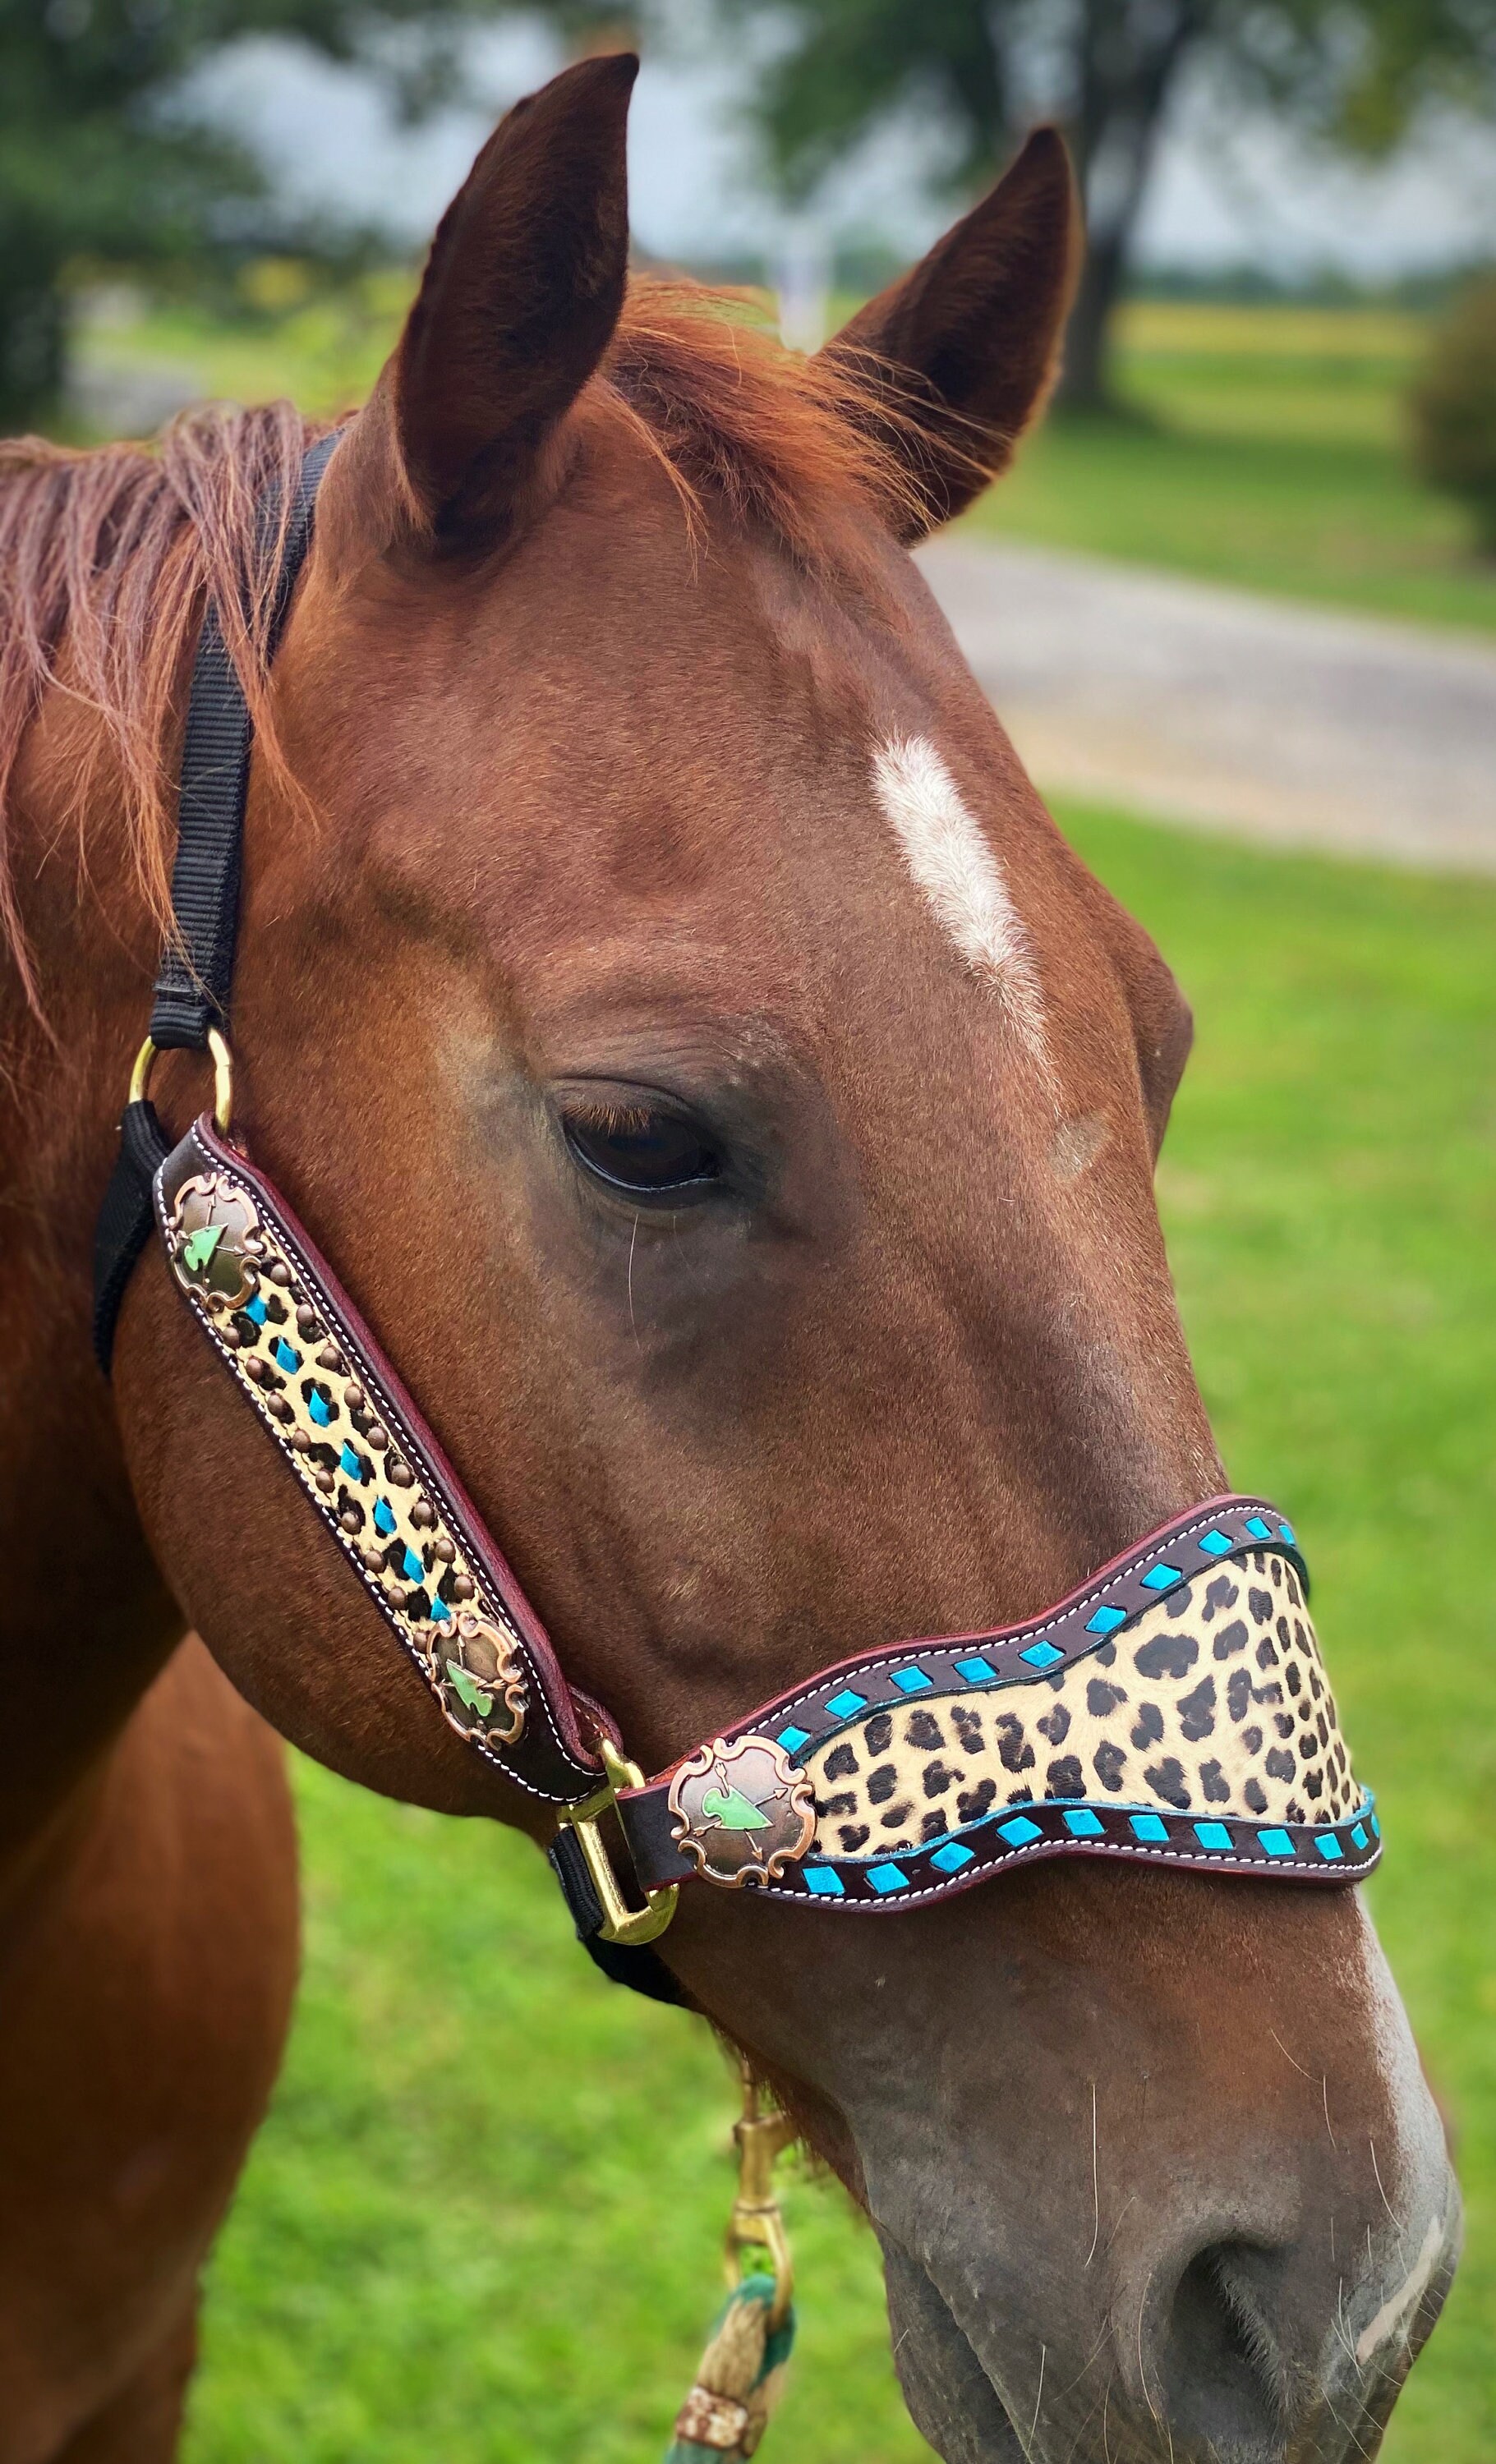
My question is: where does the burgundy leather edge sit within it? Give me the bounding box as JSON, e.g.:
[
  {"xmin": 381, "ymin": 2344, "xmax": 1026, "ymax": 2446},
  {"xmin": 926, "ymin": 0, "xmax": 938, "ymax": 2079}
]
[
  {"xmin": 166, "ymin": 1116, "xmax": 609, "ymax": 1799},
  {"xmin": 634, "ymin": 1493, "xmax": 1296, "ymax": 1786},
  {"xmin": 622, "ymin": 1809, "xmax": 1380, "ymax": 1908}
]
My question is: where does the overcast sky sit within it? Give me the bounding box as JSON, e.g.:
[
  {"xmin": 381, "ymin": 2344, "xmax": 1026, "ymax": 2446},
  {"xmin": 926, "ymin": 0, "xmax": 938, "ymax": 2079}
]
[{"xmin": 196, "ymin": 21, "xmax": 1496, "ymax": 280}]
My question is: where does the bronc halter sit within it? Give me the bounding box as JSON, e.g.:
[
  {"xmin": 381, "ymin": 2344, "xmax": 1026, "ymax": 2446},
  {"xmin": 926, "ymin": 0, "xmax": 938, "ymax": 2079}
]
[{"xmin": 94, "ymin": 438, "xmax": 1381, "ymax": 2003}]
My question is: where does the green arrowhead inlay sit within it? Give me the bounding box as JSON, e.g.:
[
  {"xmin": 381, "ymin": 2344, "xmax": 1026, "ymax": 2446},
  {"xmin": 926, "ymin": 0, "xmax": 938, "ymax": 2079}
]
[
  {"xmin": 182, "ymin": 1224, "xmax": 224, "ymax": 1272},
  {"xmin": 446, "ymin": 1663, "xmax": 494, "ymax": 1717},
  {"xmin": 701, "ymin": 1784, "xmax": 771, "ymax": 1832}
]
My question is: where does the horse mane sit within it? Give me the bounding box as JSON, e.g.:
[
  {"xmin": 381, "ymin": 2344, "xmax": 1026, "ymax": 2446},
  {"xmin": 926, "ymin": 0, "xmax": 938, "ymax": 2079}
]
[{"xmin": 0, "ymin": 276, "xmax": 924, "ymax": 1014}]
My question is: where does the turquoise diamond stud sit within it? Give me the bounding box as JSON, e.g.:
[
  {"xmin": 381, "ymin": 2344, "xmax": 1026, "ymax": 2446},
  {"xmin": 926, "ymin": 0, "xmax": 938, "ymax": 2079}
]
[{"xmin": 825, "ymin": 1689, "xmax": 868, "ymax": 1720}]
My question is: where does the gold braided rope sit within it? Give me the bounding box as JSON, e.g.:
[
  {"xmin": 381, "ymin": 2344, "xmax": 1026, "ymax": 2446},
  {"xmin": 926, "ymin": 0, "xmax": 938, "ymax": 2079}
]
[{"xmin": 665, "ymin": 2070, "xmax": 796, "ymax": 2460}]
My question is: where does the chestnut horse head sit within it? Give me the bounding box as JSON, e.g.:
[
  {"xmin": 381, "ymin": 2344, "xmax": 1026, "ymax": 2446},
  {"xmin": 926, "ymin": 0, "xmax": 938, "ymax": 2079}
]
[{"xmin": 2, "ymin": 53, "xmax": 1456, "ymax": 2463}]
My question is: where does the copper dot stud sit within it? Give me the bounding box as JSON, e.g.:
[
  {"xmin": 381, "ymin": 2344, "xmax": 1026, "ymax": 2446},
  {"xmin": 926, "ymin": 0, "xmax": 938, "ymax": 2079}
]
[
  {"xmin": 387, "ymin": 1585, "xmax": 407, "ymax": 1611},
  {"xmin": 296, "ymin": 1306, "xmax": 320, "ymax": 1336},
  {"xmin": 290, "ymin": 1428, "xmax": 312, "ymax": 1454},
  {"xmin": 345, "ymin": 1383, "xmax": 366, "ymax": 1412},
  {"xmin": 243, "ymin": 1356, "xmax": 265, "ymax": 1384},
  {"xmin": 411, "ymin": 1501, "xmax": 436, "ymax": 1529},
  {"xmin": 361, "ymin": 1546, "xmax": 384, "ymax": 1573},
  {"xmin": 452, "ymin": 1573, "xmax": 475, "ymax": 1602},
  {"xmin": 340, "ymin": 1510, "xmax": 361, "ymax": 1535},
  {"xmin": 433, "ymin": 1537, "xmax": 456, "ymax": 1565},
  {"xmin": 317, "ymin": 1345, "xmax": 343, "ymax": 1374},
  {"xmin": 269, "ymin": 1261, "xmax": 292, "ymax": 1287},
  {"xmin": 367, "ymin": 1425, "xmax": 389, "ymax": 1450},
  {"xmin": 221, "ymin": 1326, "xmax": 241, "ymax": 1349},
  {"xmin": 315, "ymin": 1469, "xmax": 334, "ymax": 1495},
  {"xmin": 389, "ymin": 1460, "xmax": 413, "ymax": 1487}
]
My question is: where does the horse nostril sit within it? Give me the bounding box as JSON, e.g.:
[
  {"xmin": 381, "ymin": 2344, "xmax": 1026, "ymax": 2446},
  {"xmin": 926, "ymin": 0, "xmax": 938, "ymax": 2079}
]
[{"xmin": 1159, "ymin": 2241, "xmax": 1291, "ymax": 2447}]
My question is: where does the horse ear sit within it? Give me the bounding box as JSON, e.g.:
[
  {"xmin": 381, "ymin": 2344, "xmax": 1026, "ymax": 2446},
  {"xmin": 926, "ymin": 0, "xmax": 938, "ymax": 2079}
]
[
  {"xmin": 352, "ymin": 53, "xmax": 637, "ymax": 547},
  {"xmin": 821, "ymin": 129, "xmax": 1078, "ymax": 542}
]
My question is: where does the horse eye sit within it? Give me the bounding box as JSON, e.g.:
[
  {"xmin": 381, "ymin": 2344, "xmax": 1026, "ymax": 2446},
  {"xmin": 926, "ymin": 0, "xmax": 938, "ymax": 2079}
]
[{"xmin": 562, "ymin": 1101, "xmax": 722, "ymax": 1197}]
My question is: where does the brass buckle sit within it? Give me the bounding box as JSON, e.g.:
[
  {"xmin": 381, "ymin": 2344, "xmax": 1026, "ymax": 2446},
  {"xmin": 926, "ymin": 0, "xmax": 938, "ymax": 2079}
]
[
  {"xmin": 130, "ymin": 1028, "xmax": 234, "ymax": 1137},
  {"xmin": 726, "ymin": 2066, "xmax": 794, "ymax": 2329},
  {"xmin": 558, "ymin": 1737, "xmax": 679, "ymax": 1948}
]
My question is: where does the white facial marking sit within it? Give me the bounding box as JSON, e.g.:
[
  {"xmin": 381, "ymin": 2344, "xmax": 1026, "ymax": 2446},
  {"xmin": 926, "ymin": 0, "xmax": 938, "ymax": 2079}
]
[
  {"xmin": 1355, "ymin": 2212, "xmax": 1443, "ymax": 2363},
  {"xmin": 1050, "ymin": 1112, "xmax": 1109, "ymax": 1183},
  {"xmin": 872, "ymin": 734, "xmax": 1048, "ymax": 1070}
]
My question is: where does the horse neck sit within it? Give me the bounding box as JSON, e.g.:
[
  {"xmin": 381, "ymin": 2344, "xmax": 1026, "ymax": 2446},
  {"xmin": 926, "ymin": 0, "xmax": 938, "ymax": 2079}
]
[{"xmin": 0, "ymin": 680, "xmax": 182, "ymax": 1864}]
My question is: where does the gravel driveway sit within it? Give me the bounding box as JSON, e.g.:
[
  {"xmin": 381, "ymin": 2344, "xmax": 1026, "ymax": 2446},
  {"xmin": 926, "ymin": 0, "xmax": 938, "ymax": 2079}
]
[{"xmin": 918, "ymin": 537, "xmax": 1496, "ymax": 874}]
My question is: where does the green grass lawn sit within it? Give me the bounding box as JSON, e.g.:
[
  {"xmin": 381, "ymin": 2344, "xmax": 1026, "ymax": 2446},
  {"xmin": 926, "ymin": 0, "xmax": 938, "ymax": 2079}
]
[
  {"xmin": 968, "ymin": 300, "xmax": 1496, "ymax": 635},
  {"xmin": 185, "ymin": 806, "xmax": 1496, "ymax": 2463},
  {"xmin": 79, "ymin": 289, "xmax": 1496, "ymax": 637}
]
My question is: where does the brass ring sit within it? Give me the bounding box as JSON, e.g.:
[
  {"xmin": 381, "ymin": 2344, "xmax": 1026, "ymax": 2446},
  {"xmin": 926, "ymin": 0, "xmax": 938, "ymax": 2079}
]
[{"xmin": 128, "ymin": 1027, "xmax": 234, "ymax": 1135}]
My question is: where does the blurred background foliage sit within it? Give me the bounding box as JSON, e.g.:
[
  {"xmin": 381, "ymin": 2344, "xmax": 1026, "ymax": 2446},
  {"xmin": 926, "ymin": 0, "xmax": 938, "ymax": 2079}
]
[
  {"xmin": 0, "ymin": 0, "xmax": 514, "ymax": 426},
  {"xmin": 1411, "ymin": 271, "xmax": 1496, "ymax": 548},
  {"xmin": 3, "ymin": 0, "xmax": 1494, "ymax": 428},
  {"xmin": 579, "ymin": 0, "xmax": 1496, "ymax": 404}
]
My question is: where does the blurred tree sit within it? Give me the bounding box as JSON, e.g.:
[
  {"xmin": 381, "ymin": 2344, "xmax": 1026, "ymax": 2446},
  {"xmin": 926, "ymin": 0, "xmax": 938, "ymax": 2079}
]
[
  {"xmin": 574, "ymin": 0, "xmax": 1495, "ymax": 411},
  {"xmin": 1410, "ymin": 273, "xmax": 1496, "ymax": 553},
  {"xmin": 0, "ymin": 0, "xmax": 499, "ymax": 430}
]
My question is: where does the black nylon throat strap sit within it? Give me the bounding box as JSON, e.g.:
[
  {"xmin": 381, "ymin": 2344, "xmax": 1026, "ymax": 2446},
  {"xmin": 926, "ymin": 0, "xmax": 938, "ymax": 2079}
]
[{"xmin": 92, "ymin": 431, "xmax": 340, "ymax": 1374}]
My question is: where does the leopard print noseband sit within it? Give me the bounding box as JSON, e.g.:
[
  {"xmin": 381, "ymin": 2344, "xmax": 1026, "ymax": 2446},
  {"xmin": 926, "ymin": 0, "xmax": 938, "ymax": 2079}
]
[{"xmin": 154, "ymin": 1115, "xmax": 1379, "ymax": 1925}]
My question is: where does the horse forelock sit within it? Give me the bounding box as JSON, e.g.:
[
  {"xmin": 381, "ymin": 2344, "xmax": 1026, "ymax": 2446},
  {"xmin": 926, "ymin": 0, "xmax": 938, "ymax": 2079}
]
[
  {"xmin": 0, "ymin": 401, "xmax": 330, "ymax": 1017},
  {"xmin": 0, "ymin": 275, "xmax": 934, "ymax": 1025}
]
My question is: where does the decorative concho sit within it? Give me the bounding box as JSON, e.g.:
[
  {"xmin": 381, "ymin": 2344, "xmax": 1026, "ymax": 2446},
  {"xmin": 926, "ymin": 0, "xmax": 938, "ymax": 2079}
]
[
  {"xmin": 168, "ymin": 1173, "xmax": 260, "ymax": 1312},
  {"xmin": 167, "ymin": 1163, "xmax": 528, "ymax": 1757},
  {"xmin": 435, "ymin": 1608, "xmax": 527, "ymax": 1745},
  {"xmin": 668, "ymin": 1736, "xmax": 815, "ymax": 1887}
]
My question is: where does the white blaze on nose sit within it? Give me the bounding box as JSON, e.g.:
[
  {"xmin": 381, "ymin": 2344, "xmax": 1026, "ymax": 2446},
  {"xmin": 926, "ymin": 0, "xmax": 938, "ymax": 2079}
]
[{"xmin": 872, "ymin": 734, "xmax": 1048, "ymax": 1068}]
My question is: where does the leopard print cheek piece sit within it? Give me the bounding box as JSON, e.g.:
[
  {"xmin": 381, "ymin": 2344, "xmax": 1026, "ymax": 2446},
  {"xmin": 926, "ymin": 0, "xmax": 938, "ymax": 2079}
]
[
  {"xmin": 155, "ymin": 1119, "xmax": 610, "ymax": 1806},
  {"xmin": 802, "ymin": 1552, "xmax": 1360, "ymax": 1861}
]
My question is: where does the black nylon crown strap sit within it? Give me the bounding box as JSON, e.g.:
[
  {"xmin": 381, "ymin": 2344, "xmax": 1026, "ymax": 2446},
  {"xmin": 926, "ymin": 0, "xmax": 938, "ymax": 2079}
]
[
  {"xmin": 149, "ymin": 431, "xmax": 340, "ymax": 1049},
  {"xmin": 93, "ymin": 432, "xmax": 339, "ymax": 1374}
]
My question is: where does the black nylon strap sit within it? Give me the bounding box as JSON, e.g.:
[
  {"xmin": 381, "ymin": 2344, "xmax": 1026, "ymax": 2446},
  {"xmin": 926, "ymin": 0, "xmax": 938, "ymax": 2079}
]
[
  {"xmin": 93, "ymin": 424, "xmax": 686, "ymax": 2008},
  {"xmin": 150, "ymin": 431, "xmax": 340, "ymax": 1049},
  {"xmin": 92, "ymin": 1098, "xmax": 173, "ymax": 1372},
  {"xmin": 94, "ymin": 432, "xmax": 339, "ymax": 1374},
  {"xmin": 546, "ymin": 1832, "xmax": 688, "ymax": 2007}
]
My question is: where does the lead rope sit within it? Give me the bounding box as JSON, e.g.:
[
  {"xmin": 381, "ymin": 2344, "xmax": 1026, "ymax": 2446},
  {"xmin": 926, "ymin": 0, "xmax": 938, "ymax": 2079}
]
[{"xmin": 666, "ymin": 2067, "xmax": 797, "ymax": 2460}]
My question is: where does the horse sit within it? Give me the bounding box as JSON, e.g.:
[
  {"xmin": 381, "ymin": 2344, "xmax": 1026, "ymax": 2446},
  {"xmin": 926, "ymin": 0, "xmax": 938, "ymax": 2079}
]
[{"xmin": 0, "ymin": 52, "xmax": 1459, "ymax": 2463}]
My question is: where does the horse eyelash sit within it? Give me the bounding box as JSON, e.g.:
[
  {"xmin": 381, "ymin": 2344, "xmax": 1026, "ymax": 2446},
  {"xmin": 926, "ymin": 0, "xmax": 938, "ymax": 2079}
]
[{"xmin": 561, "ymin": 1096, "xmax": 668, "ymax": 1139}]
